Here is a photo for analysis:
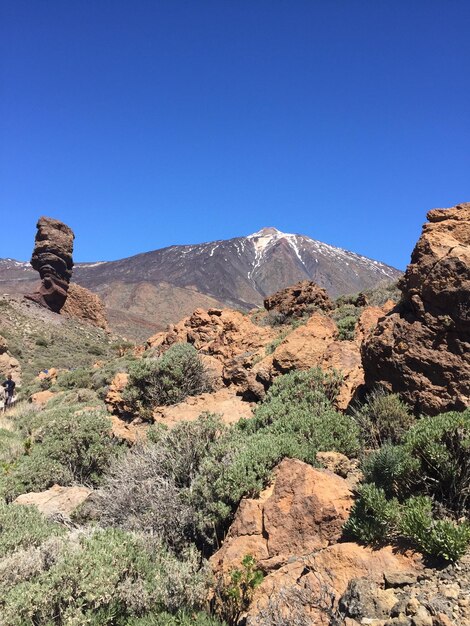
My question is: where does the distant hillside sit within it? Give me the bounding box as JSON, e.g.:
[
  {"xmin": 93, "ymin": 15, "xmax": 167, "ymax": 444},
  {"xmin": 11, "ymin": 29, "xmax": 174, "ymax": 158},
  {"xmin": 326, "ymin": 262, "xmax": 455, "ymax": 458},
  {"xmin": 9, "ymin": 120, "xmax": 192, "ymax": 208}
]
[{"xmin": 0, "ymin": 227, "xmax": 401, "ymax": 340}]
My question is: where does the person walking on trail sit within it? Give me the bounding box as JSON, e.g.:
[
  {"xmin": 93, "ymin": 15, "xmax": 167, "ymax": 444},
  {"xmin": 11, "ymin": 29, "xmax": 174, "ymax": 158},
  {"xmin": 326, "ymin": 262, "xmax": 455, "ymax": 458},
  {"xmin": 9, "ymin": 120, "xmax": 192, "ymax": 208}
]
[{"xmin": 2, "ymin": 374, "xmax": 15, "ymax": 410}]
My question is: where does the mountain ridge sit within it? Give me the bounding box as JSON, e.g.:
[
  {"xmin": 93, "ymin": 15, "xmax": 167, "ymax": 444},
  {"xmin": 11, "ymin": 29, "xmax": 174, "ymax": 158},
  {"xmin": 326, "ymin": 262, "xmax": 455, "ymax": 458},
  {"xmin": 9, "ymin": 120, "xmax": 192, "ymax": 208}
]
[{"xmin": 0, "ymin": 227, "xmax": 401, "ymax": 339}]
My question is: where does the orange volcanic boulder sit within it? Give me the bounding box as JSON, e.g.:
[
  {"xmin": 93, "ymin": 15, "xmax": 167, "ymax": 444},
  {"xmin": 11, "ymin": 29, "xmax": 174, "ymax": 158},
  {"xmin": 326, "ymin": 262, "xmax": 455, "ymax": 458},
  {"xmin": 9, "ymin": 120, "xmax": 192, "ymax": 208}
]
[
  {"xmin": 61, "ymin": 282, "xmax": 108, "ymax": 330},
  {"xmin": 264, "ymin": 280, "xmax": 334, "ymax": 319},
  {"xmin": 269, "ymin": 313, "xmax": 338, "ymax": 374},
  {"xmin": 210, "ymin": 459, "xmax": 354, "ymax": 574},
  {"xmin": 148, "ymin": 308, "xmax": 276, "ymax": 363},
  {"xmin": 362, "ymin": 203, "xmax": 470, "ymax": 414},
  {"xmin": 245, "ymin": 543, "xmax": 422, "ymax": 626},
  {"xmin": 0, "ymin": 335, "xmax": 21, "ymax": 385}
]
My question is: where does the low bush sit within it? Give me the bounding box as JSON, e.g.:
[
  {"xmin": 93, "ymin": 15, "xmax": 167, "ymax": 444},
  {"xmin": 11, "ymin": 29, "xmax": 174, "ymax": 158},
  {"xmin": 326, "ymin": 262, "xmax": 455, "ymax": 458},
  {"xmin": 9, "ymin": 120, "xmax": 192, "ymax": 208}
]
[
  {"xmin": 214, "ymin": 555, "xmax": 264, "ymax": 626},
  {"xmin": 0, "ymin": 429, "xmax": 24, "ymax": 469},
  {"xmin": 332, "ymin": 304, "xmax": 361, "ymax": 340},
  {"xmin": 0, "ymin": 528, "xmax": 212, "ymax": 626},
  {"xmin": 0, "ymin": 405, "xmax": 116, "ymax": 501},
  {"xmin": 403, "ymin": 409, "xmax": 470, "ymax": 515},
  {"xmin": 343, "ymin": 484, "xmax": 401, "ymax": 544},
  {"xmin": 0, "ymin": 501, "xmax": 64, "ymax": 559},
  {"xmin": 362, "ymin": 444, "xmax": 419, "ymax": 498},
  {"xmin": 354, "ymin": 388, "xmax": 414, "ymax": 448},
  {"xmin": 346, "ymin": 408, "xmax": 470, "ymax": 561},
  {"xmin": 95, "ymin": 414, "xmax": 223, "ymax": 552},
  {"xmin": 399, "ymin": 496, "xmax": 470, "ymax": 562},
  {"xmin": 123, "ymin": 343, "xmax": 213, "ymax": 418},
  {"xmin": 55, "ymin": 367, "xmax": 94, "ymax": 391}
]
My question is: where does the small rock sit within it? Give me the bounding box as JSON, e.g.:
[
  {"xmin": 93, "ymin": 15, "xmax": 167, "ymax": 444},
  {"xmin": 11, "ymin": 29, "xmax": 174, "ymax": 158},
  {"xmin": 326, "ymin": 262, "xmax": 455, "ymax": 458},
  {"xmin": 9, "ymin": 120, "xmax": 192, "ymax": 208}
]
[
  {"xmin": 412, "ymin": 606, "xmax": 433, "ymax": 626},
  {"xmin": 385, "ymin": 571, "xmax": 419, "ymax": 588},
  {"xmin": 406, "ymin": 598, "xmax": 421, "ymax": 616},
  {"xmin": 442, "ymin": 584, "xmax": 460, "ymax": 600}
]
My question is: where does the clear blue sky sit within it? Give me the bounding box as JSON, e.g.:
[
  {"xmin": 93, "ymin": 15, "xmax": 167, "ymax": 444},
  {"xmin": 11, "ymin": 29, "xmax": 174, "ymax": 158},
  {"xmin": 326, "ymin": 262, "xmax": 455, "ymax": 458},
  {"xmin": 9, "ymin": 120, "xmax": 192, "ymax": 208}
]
[{"xmin": 1, "ymin": 1, "xmax": 469, "ymax": 269}]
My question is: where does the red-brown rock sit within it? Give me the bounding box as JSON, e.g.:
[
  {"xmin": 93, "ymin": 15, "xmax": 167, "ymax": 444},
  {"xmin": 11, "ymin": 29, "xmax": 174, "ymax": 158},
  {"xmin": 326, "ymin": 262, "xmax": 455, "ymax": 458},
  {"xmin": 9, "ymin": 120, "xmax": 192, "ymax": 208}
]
[
  {"xmin": 60, "ymin": 282, "xmax": 108, "ymax": 330},
  {"xmin": 264, "ymin": 280, "xmax": 334, "ymax": 319},
  {"xmin": 25, "ymin": 217, "xmax": 74, "ymax": 313},
  {"xmin": 14, "ymin": 484, "xmax": 92, "ymax": 519},
  {"xmin": 362, "ymin": 203, "xmax": 470, "ymax": 414},
  {"xmin": 211, "ymin": 458, "xmax": 354, "ymax": 574}
]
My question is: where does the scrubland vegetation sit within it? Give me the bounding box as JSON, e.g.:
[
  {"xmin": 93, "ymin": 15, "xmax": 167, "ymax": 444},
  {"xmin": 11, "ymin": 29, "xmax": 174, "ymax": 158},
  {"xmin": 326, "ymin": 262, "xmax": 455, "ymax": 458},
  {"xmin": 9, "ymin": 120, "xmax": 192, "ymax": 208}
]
[{"xmin": 1, "ymin": 287, "xmax": 469, "ymax": 624}]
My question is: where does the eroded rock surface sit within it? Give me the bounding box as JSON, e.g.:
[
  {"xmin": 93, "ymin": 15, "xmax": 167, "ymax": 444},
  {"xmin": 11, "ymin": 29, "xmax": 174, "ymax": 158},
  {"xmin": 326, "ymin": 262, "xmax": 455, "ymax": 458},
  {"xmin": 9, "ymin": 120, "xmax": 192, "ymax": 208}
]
[
  {"xmin": 210, "ymin": 459, "xmax": 354, "ymax": 574},
  {"xmin": 25, "ymin": 217, "xmax": 74, "ymax": 313},
  {"xmin": 211, "ymin": 459, "xmax": 422, "ymax": 626},
  {"xmin": 60, "ymin": 282, "xmax": 108, "ymax": 330},
  {"xmin": 263, "ymin": 280, "xmax": 334, "ymax": 319},
  {"xmin": 362, "ymin": 203, "xmax": 470, "ymax": 414}
]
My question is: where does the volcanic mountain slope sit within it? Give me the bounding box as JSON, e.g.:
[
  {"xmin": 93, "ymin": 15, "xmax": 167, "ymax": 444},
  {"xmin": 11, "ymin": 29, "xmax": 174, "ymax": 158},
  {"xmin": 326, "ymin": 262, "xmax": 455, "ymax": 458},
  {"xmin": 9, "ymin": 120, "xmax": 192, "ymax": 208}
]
[{"xmin": 0, "ymin": 228, "xmax": 400, "ymax": 339}]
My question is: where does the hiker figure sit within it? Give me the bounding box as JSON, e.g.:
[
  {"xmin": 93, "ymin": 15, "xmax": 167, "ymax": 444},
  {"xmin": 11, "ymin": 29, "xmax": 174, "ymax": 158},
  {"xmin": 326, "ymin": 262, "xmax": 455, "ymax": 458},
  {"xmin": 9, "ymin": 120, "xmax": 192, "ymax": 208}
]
[{"xmin": 2, "ymin": 375, "xmax": 16, "ymax": 410}]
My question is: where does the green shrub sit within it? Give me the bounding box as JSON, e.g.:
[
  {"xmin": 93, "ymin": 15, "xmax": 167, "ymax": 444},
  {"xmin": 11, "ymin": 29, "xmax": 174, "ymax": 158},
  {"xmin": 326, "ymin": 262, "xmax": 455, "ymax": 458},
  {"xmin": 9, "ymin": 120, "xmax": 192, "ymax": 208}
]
[
  {"xmin": 0, "ymin": 501, "xmax": 64, "ymax": 559},
  {"xmin": 214, "ymin": 555, "xmax": 264, "ymax": 626},
  {"xmin": 332, "ymin": 304, "xmax": 361, "ymax": 340},
  {"xmin": 354, "ymin": 388, "xmax": 414, "ymax": 448},
  {"xmin": 95, "ymin": 415, "xmax": 223, "ymax": 552},
  {"xmin": 343, "ymin": 484, "xmax": 401, "ymax": 544},
  {"xmin": 0, "ymin": 430, "xmax": 24, "ymax": 469},
  {"xmin": 0, "ymin": 528, "xmax": 212, "ymax": 626},
  {"xmin": 346, "ymin": 408, "xmax": 470, "ymax": 561},
  {"xmin": 403, "ymin": 409, "xmax": 470, "ymax": 515},
  {"xmin": 55, "ymin": 367, "xmax": 94, "ymax": 390},
  {"xmin": 400, "ymin": 496, "xmax": 470, "ymax": 562},
  {"xmin": 362, "ymin": 444, "xmax": 419, "ymax": 499},
  {"xmin": 249, "ymin": 368, "xmax": 343, "ymax": 428},
  {"xmin": 247, "ymin": 369, "xmax": 358, "ymax": 456},
  {"xmin": 0, "ymin": 406, "xmax": 116, "ymax": 501},
  {"xmin": 123, "ymin": 344, "xmax": 212, "ymax": 418}
]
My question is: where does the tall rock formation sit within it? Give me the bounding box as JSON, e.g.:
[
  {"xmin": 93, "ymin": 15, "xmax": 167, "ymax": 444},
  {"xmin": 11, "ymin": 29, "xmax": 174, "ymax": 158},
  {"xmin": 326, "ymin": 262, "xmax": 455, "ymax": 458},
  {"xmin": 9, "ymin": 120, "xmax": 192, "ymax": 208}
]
[
  {"xmin": 362, "ymin": 203, "xmax": 470, "ymax": 415},
  {"xmin": 25, "ymin": 217, "xmax": 74, "ymax": 313}
]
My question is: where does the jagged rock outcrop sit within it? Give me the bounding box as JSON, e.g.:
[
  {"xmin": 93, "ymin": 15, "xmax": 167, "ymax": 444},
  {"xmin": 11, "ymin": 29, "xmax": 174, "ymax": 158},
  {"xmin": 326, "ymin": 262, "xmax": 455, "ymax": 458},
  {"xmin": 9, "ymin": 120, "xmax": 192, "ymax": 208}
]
[
  {"xmin": 263, "ymin": 280, "xmax": 334, "ymax": 319},
  {"xmin": 147, "ymin": 308, "xmax": 276, "ymax": 362},
  {"xmin": 252, "ymin": 312, "xmax": 364, "ymax": 410},
  {"xmin": 210, "ymin": 459, "xmax": 354, "ymax": 574},
  {"xmin": 147, "ymin": 308, "xmax": 277, "ymax": 396},
  {"xmin": 60, "ymin": 283, "xmax": 108, "ymax": 330},
  {"xmin": 211, "ymin": 458, "xmax": 423, "ymax": 625},
  {"xmin": 362, "ymin": 203, "xmax": 470, "ymax": 415},
  {"xmin": 25, "ymin": 216, "xmax": 74, "ymax": 313}
]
